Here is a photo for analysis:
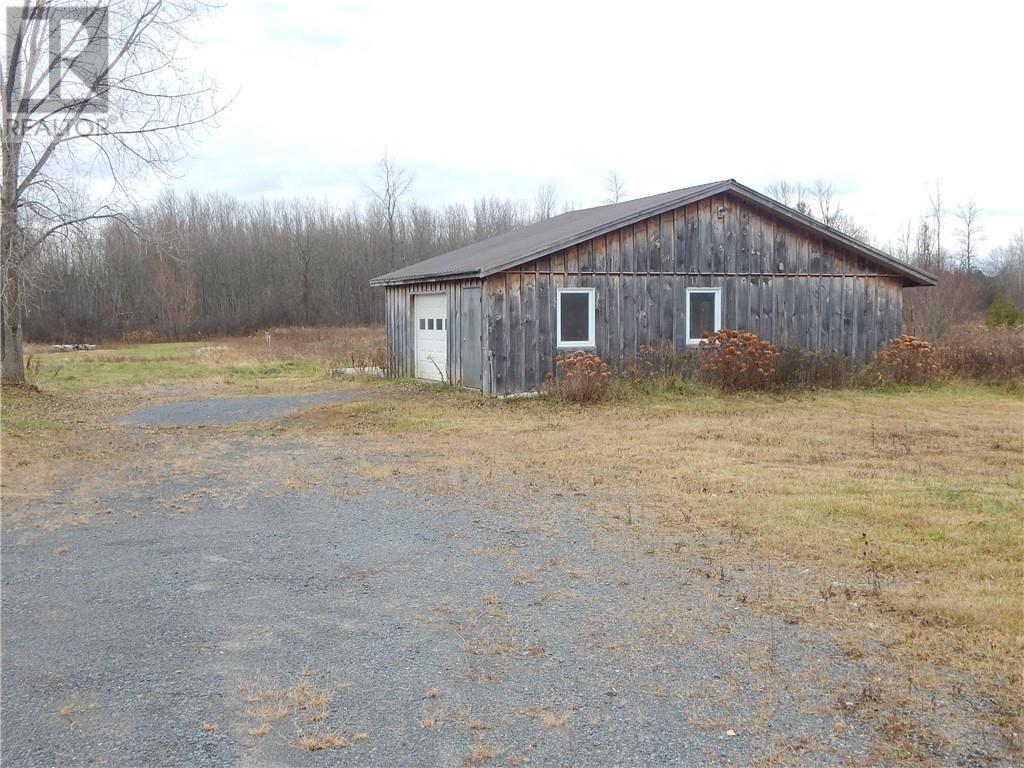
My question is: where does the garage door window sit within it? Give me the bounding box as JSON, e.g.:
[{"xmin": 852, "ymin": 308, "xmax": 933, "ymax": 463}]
[
  {"xmin": 557, "ymin": 288, "xmax": 595, "ymax": 348},
  {"xmin": 686, "ymin": 287, "xmax": 722, "ymax": 345}
]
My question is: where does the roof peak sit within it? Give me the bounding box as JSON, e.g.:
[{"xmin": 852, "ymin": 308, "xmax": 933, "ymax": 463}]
[
  {"xmin": 370, "ymin": 179, "xmax": 935, "ymax": 287},
  {"xmin": 562, "ymin": 178, "xmax": 735, "ymax": 215}
]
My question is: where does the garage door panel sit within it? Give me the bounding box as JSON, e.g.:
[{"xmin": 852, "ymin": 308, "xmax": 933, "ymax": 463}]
[{"xmin": 415, "ymin": 293, "xmax": 448, "ymax": 381}]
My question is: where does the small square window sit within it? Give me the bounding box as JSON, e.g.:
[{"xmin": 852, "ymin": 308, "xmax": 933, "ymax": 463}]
[
  {"xmin": 419, "ymin": 319, "xmax": 425, "ymax": 330},
  {"xmin": 436, "ymin": 318, "xmax": 444, "ymax": 330},
  {"xmin": 427, "ymin": 318, "xmax": 434, "ymax": 330},
  {"xmin": 557, "ymin": 288, "xmax": 595, "ymax": 348},
  {"xmin": 686, "ymin": 288, "xmax": 722, "ymax": 345}
]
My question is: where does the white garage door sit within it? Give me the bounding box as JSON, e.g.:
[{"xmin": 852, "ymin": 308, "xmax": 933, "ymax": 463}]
[{"xmin": 414, "ymin": 293, "xmax": 447, "ymax": 381}]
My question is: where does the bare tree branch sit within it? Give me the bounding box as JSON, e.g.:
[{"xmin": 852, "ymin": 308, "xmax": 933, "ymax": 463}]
[
  {"xmin": 604, "ymin": 171, "xmax": 626, "ymax": 203},
  {"xmin": 954, "ymin": 199, "xmax": 985, "ymax": 273},
  {"xmin": 1, "ymin": 0, "xmax": 225, "ymax": 380}
]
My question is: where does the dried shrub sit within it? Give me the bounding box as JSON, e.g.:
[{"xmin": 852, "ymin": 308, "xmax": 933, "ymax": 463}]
[
  {"xmin": 369, "ymin": 346, "xmax": 389, "ymax": 375},
  {"xmin": 775, "ymin": 347, "xmax": 850, "ymax": 390},
  {"xmin": 247, "ymin": 325, "xmax": 382, "ymax": 363},
  {"xmin": 697, "ymin": 330, "xmax": 780, "ymax": 392},
  {"xmin": 903, "ymin": 270, "xmax": 979, "ymax": 340},
  {"xmin": 870, "ymin": 335, "xmax": 943, "ymax": 385},
  {"xmin": 934, "ymin": 326, "xmax": 1024, "ymax": 383},
  {"xmin": 623, "ymin": 344, "xmax": 698, "ymax": 387},
  {"xmin": 551, "ymin": 350, "xmax": 609, "ymax": 403}
]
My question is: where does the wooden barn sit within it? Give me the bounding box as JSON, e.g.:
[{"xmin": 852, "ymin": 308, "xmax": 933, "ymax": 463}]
[{"xmin": 370, "ymin": 179, "xmax": 935, "ymax": 396}]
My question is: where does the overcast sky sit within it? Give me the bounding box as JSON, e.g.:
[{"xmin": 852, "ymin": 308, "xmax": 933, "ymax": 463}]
[{"xmin": 172, "ymin": 0, "xmax": 1023, "ymax": 256}]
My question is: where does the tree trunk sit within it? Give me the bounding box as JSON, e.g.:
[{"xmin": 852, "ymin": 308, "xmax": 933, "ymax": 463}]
[
  {"xmin": 301, "ymin": 255, "xmax": 311, "ymax": 326},
  {"xmin": 2, "ymin": 118, "xmax": 26, "ymax": 382},
  {"xmin": 1, "ymin": 221, "xmax": 27, "ymax": 382},
  {"xmin": 1, "ymin": 289, "xmax": 25, "ymax": 382}
]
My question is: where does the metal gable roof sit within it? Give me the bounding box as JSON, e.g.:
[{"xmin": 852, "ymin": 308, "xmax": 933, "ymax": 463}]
[{"xmin": 369, "ymin": 179, "xmax": 936, "ymax": 287}]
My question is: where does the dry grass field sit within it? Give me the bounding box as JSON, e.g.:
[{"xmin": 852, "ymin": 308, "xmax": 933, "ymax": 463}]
[{"xmin": 2, "ymin": 326, "xmax": 1022, "ymax": 757}]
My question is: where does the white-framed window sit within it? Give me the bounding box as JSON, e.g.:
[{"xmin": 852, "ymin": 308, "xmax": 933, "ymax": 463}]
[
  {"xmin": 556, "ymin": 287, "xmax": 595, "ymax": 348},
  {"xmin": 685, "ymin": 287, "xmax": 722, "ymax": 346}
]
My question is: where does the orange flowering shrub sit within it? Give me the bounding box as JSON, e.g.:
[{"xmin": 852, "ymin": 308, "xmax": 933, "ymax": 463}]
[
  {"xmin": 871, "ymin": 335, "xmax": 943, "ymax": 385},
  {"xmin": 697, "ymin": 329, "xmax": 780, "ymax": 391},
  {"xmin": 551, "ymin": 350, "xmax": 609, "ymax": 402}
]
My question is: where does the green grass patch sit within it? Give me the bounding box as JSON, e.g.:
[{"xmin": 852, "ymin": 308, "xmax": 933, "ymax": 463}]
[{"xmin": 24, "ymin": 340, "xmax": 334, "ymax": 392}]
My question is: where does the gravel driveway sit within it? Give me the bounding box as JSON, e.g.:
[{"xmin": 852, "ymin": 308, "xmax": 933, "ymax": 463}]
[{"xmin": 0, "ymin": 393, "xmax": 1001, "ymax": 767}]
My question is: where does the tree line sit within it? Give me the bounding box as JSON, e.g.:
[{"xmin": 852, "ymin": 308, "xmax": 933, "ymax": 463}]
[
  {"xmin": 21, "ymin": 170, "xmax": 1023, "ymax": 343},
  {"xmin": 23, "ymin": 172, "xmax": 563, "ymax": 341},
  {"xmin": 766, "ymin": 178, "xmax": 1023, "ymax": 338}
]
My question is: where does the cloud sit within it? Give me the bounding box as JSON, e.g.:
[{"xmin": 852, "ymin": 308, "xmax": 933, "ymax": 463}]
[{"xmin": 169, "ymin": 0, "xmax": 1023, "ymax": 250}]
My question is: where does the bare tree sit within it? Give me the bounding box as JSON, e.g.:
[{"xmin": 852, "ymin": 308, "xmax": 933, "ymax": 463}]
[
  {"xmin": 366, "ymin": 151, "xmax": 414, "ymax": 267},
  {"xmin": 765, "ymin": 179, "xmax": 811, "ymax": 216},
  {"xmin": 890, "ymin": 218, "xmax": 914, "ymax": 262},
  {"xmin": 914, "ymin": 220, "xmax": 936, "ymax": 271},
  {"xmin": 472, "ymin": 196, "xmax": 529, "ymax": 239},
  {"xmin": 954, "ymin": 199, "xmax": 985, "ymax": 272},
  {"xmin": 604, "ymin": 171, "xmax": 626, "ymax": 203},
  {"xmin": 533, "ymin": 183, "xmax": 558, "ymax": 221},
  {"xmin": 928, "ymin": 180, "xmax": 945, "ymax": 271},
  {"xmin": 293, "ymin": 217, "xmax": 315, "ymax": 326},
  {"xmin": 903, "ymin": 269, "xmax": 979, "ymax": 339},
  {"xmin": 766, "ymin": 179, "xmax": 867, "ymax": 241},
  {"xmin": 984, "ymin": 229, "xmax": 1024, "ymax": 306},
  {"xmin": 811, "ymin": 179, "xmax": 839, "ymax": 225},
  {"xmin": 985, "ymin": 229, "xmax": 1024, "ymax": 274},
  {"xmin": 1, "ymin": 0, "xmax": 222, "ymax": 381},
  {"xmin": 808, "ymin": 178, "xmax": 870, "ymax": 241},
  {"xmin": 766, "ymin": 179, "xmax": 796, "ymax": 207}
]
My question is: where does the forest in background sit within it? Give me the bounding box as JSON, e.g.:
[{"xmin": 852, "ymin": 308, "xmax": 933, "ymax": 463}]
[{"xmin": 21, "ymin": 165, "xmax": 1024, "ymax": 343}]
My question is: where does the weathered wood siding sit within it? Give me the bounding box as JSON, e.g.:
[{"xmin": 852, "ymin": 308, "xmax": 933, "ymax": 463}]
[
  {"xmin": 481, "ymin": 192, "xmax": 905, "ymax": 395},
  {"xmin": 384, "ymin": 279, "xmax": 480, "ymax": 385}
]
